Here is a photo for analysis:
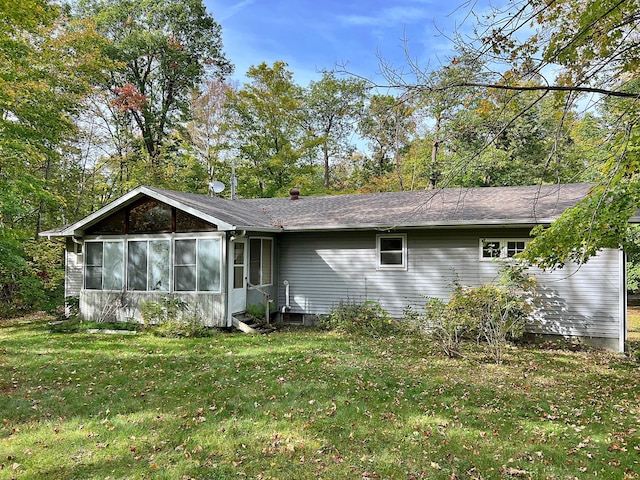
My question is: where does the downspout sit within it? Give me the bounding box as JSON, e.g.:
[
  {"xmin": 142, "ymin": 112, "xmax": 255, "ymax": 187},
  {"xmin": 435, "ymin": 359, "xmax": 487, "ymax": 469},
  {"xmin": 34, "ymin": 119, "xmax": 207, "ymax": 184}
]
[{"xmin": 281, "ymin": 280, "xmax": 291, "ymax": 313}]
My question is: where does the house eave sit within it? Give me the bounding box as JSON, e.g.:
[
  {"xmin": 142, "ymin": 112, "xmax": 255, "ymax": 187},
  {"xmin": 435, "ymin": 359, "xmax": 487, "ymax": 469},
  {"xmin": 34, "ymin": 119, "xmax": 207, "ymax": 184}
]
[{"xmin": 277, "ymin": 218, "xmax": 557, "ymax": 232}]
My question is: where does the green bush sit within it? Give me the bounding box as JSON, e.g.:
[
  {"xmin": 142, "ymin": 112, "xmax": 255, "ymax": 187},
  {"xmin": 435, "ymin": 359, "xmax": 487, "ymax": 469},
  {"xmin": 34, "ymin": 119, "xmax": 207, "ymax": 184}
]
[
  {"xmin": 246, "ymin": 303, "xmax": 266, "ymax": 322},
  {"xmin": 408, "ymin": 265, "xmax": 536, "ymax": 362},
  {"xmin": 322, "ymin": 299, "xmax": 403, "ymax": 337},
  {"xmin": 152, "ymin": 315, "xmax": 212, "ymax": 338},
  {"xmin": 141, "ymin": 297, "xmax": 213, "ymax": 338},
  {"xmin": 420, "ymin": 297, "xmax": 476, "ymax": 358}
]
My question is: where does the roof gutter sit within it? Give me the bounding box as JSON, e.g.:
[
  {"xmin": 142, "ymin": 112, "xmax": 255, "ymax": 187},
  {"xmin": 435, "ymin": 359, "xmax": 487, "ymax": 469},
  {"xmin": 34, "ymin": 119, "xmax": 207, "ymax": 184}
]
[{"xmin": 274, "ymin": 218, "xmax": 561, "ymax": 233}]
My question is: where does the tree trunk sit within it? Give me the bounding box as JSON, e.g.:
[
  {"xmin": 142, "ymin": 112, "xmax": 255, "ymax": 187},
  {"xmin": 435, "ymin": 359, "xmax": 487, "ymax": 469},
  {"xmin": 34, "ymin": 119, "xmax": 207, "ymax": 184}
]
[{"xmin": 429, "ymin": 114, "xmax": 442, "ymax": 189}]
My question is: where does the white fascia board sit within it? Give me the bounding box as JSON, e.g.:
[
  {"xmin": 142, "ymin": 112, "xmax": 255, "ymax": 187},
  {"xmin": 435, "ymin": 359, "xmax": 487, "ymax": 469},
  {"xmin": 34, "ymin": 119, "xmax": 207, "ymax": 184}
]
[
  {"xmin": 61, "ymin": 186, "xmax": 237, "ymax": 236},
  {"xmin": 60, "ymin": 187, "xmax": 148, "ymax": 236}
]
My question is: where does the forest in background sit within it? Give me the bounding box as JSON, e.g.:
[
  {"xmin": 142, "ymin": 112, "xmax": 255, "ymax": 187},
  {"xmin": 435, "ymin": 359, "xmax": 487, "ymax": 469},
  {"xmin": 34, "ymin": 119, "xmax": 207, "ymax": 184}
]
[{"xmin": 1, "ymin": 0, "xmax": 639, "ymax": 316}]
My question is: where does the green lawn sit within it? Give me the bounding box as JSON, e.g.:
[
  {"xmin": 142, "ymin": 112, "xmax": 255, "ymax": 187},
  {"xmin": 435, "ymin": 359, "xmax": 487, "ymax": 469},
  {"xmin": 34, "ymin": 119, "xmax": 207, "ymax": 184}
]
[{"xmin": 1, "ymin": 316, "xmax": 638, "ymax": 479}]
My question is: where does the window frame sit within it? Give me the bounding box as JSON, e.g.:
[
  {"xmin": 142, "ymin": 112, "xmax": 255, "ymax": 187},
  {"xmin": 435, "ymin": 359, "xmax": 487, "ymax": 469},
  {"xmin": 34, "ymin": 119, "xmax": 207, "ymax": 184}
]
[
  {"xmin": 479, "ymin": 238, "xmax": 530, "ymax": 261},
  {"xmin": 84, "ymin": 240, "xmax": 125, "ymax": 290},
  {"xmin": 127, "ymin": 239, "xmax": 171, "ymax": 292},
  {"xmin": 249, "ymin": 237, "xmax": 274, "ymax": 287},
  {"xmin": 376, "ymin": 233, "xmax": 407, "ymax": 271}
]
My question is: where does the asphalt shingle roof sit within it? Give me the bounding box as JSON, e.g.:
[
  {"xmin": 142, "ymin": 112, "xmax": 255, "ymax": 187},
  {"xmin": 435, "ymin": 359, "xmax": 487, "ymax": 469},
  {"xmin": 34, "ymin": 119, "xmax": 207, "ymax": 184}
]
[{"xmin": 151, "ymin": 183, "xmax": 593, "ymax": 231}]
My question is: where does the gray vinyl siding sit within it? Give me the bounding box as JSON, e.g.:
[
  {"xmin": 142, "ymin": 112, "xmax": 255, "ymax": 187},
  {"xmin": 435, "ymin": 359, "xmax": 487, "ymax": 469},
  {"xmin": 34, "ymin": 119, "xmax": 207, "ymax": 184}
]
[
  {"xmin": 65, "ymin": 238, "xmax": 83, "ymax": 297},
  {"xmin": 278, "ymin": 230, "xmax": 622, "ymax": 341}
]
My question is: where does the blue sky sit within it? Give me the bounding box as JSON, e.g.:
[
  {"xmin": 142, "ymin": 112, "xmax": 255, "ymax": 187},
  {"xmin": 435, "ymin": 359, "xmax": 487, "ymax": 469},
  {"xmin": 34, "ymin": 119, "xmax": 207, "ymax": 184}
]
[{"xmin": 205, "ymin": 0, "xmax": 490, "ymax": 86}]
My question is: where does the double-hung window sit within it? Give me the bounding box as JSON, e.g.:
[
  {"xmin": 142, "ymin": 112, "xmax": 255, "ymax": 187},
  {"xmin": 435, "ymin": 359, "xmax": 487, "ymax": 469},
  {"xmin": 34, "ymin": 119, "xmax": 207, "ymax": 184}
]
[
  {"xmin": 376, "ymin": 234, "xmax": 407, "ymax": 270},
  {"xmin": 249, "ymin": 238, "xmax": 273, "ymax": 286},
  {"xmin": 480, "ymin": 238, "xmax": 529, "ymax": 260}
]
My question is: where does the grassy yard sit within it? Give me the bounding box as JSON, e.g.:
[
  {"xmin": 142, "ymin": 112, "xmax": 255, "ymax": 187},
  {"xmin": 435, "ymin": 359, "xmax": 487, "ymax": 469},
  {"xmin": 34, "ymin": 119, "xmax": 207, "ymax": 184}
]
[{"xmin": 1, "ymin": 316, "xmax": 638, "ymax": 480}]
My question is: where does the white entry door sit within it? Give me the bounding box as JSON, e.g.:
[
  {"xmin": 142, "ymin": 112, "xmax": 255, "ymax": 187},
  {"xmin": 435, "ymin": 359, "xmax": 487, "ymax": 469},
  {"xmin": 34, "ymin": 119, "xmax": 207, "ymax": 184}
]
[{"xmin": 229, "ymin": 238, "xmax": 247, "ymax": 314}]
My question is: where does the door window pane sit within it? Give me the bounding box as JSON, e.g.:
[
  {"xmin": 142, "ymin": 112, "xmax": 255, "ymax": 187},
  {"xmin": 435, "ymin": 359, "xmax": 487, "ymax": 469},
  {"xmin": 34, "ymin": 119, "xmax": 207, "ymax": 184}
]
[{"xmin": 233, "ymin": 242, "xmax": 245, "ymax": 289}]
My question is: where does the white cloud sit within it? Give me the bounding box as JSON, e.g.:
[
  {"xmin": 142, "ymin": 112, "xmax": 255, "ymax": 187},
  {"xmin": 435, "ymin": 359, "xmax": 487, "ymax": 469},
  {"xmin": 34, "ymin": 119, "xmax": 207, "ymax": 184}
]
[{"xmin": 338, "ymin": 6, "xmax": 433, "ymax": 28}]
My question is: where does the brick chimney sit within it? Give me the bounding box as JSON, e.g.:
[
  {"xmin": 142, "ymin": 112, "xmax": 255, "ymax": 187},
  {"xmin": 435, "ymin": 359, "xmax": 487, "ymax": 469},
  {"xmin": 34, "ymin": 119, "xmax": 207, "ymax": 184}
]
[{"xmin": 289, "ymin": 188, "xmax": 300, "ymax": 200}]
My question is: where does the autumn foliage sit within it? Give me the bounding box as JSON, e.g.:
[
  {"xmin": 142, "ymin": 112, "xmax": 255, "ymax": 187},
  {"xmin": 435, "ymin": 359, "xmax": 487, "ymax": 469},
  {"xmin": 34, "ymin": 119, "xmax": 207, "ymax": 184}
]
[{"xmin": 111, "ymin": 83, "xmax": 147, "ymax": 112}]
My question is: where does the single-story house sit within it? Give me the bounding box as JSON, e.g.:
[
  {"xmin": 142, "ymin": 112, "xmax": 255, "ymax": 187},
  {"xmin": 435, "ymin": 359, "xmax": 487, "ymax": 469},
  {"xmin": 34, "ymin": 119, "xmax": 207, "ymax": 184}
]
[{"xmin": 42, "ymin": 183, "xmax": 633, "ymax": 351}]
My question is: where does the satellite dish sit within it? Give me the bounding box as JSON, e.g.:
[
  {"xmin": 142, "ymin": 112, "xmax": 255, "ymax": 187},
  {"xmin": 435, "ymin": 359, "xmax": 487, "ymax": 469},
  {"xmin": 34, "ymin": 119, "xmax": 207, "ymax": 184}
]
[{"xmin": 209, "ymin": 181, "xmax": 226, "ymax": 194}]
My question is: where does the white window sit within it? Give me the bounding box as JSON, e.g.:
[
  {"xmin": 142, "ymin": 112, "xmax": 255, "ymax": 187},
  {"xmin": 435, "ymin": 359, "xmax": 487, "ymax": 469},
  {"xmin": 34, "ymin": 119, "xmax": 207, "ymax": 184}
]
[
  {"xmin": 480, "ymin": 238, "xmax": 529, "ymax": 261},
  {"xmin": 377, "ymin": 234, "xmax": 407, "ymax": 270},
  {"xmin": 249, "ymin": 237, "xmax": 273, "ymax": 286}
]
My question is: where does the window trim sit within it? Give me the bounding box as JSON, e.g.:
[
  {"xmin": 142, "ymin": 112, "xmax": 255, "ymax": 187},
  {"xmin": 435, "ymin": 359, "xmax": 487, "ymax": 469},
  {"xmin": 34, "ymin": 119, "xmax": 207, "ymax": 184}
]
[
  {"xmin": 249, "ymin": 237, "xmax": 274, "ymax": 287},
  {"xmin": 376, "ymin": 234, "xmax": 407, "ymax": 271},
  {"xmin": 479, "ymin": 238, "xmax": 530, "ymax": 261}
]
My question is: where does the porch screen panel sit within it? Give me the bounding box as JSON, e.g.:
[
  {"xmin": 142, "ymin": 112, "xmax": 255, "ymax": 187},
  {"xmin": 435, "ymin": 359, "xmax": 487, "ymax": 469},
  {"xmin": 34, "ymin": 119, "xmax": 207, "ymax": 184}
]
[
  {"xmin": 127, "ymin": 241, "xmax": 147, "ymax": 290},
  {"xmin": 149, "ymin": 240, "xmax": 170, "ymax": 291},
  {"xmin": 197, "ymin": 238, "xmax": 221, "ymax": 292},
  {"xmin": 85, "ymin": 242, "xmax": 103, "ymax": 289},
  {"xmin": 102, "ymin": 241, "xmax": 124, "ymax": 290},
  {"xmin": 174, "ymin": 239, "xmax": 196, "ymax": 291},
  {"xmin": 233, "ymin": 242, "xmax": 245, "ymax": 289}
]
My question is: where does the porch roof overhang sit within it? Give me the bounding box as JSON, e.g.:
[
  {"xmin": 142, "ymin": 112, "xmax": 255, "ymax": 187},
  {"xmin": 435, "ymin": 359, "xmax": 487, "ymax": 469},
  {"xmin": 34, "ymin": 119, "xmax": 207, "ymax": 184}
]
[{"xmin": 39, "ymin": 186, "xmax": 243, "ymax": 238}]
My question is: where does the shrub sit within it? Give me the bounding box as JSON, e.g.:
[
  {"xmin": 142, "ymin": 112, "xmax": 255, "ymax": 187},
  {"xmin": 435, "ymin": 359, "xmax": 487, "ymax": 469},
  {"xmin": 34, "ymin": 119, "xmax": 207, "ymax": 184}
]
[
  {"xmin": 152, "ymin": 314, "xmax": 212, "ymax": 338},
  {"xmin": 141, "ymin": 297, "xmax": 213, "ymax": 338},
  {"xmin": 421, "ymin": 297, "xmax": 476, "ymax": 358},
  {"xmin": 322, "ymin": 299, "xmax": 402, "ymax": 337},
  {"xmin": 450, "ymin": 284, "xmax": 529, "ymax": 363},
  {"xmin": 246, "ymin": 303, "xmax": 266, "ymax": 322},
  {"xmin": 408, "ymin": 264, "xmax": 536, "ymax": 362}
]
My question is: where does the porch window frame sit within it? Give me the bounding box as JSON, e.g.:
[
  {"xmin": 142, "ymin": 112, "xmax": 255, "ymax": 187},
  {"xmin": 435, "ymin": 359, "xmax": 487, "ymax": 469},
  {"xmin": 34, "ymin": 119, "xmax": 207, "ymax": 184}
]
[
  {"xmin": 376, "ymin": 233, "xmax": 407, "ymax": 271},
  {"xmin": 84, "ymin": 240, "xmax": 125, "ymax": 290},
  {"xmin": 127, "ymin": 238, "xmax": 171, "ymax": 292},
  {"xmin": 83, "ymin": 233, "xmax": 223, "ymax": 294}
]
